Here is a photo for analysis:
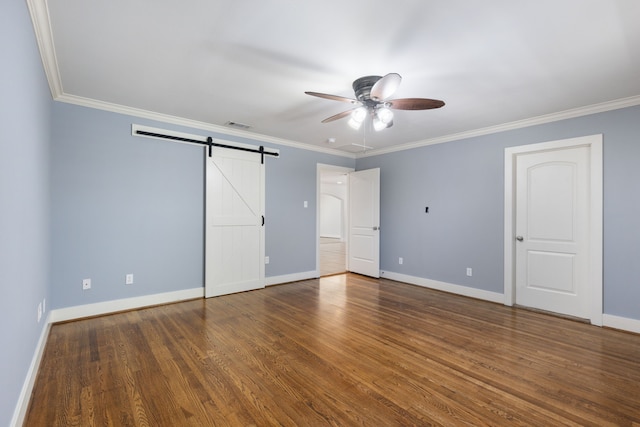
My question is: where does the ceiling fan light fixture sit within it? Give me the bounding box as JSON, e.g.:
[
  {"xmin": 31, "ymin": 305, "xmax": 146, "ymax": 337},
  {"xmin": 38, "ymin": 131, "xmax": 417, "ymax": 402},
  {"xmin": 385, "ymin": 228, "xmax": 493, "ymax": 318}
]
[
  {"xmin": 373, "ymin": 116, "xmax": 393, "ymax": 131},
  {"xmin": 348, "ymin": 117, "xmax": 363, "ymax": 130},
  {"xmin": 306, "ymin": 72, "xmax": 444, "ymax": 132},
  {"xmin": 348, "ymin": 107, "xmax": 367, "ymax": 130},
  {"xmin": 373, "ymin": 107, "xmax": 394, "ymax": 131},
  {"xmin": 376, "ymin": 107, "xmax": 393, "ymax": 124}
]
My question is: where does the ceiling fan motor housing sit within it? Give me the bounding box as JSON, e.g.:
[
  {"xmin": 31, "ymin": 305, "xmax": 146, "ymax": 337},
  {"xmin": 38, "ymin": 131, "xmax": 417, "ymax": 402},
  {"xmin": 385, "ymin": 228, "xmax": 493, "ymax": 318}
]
[{"xmin": 353, "ymin": 75, "xmax": 383, "ymax": 106}]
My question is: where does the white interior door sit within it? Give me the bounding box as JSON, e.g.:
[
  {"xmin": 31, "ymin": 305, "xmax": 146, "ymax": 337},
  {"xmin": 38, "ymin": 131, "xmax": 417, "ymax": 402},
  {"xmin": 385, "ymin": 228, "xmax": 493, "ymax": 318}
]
[
  {"xmin": 348, "ymin": 168, "xmax": 380, "ymax": 278},
  {"xmin": 205, "ymin": 147, "xmax": 265, "ymax": 297},
  {"xmin": 515, "ymin": 146, "xmax": 590, "ymax": 318}
]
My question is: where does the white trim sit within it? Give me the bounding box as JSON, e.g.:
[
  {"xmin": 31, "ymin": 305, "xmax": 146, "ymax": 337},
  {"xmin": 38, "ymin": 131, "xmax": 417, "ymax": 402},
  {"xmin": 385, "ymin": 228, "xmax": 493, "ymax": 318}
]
[
  {"xmin": 132, "ymin": 124, "xmax": 280, "ymax": 156},
  {"xmin": 380, "ymin": 272, "xmax": 640, "ymax": 335},
  {"xmin": 49, "ymin": 287, "xmax": 204, "ymax": 323},
  {"xmin": 56, "ymin": 93, "xmax": 354, "ymax": 158},
  {"xmin": 603, "ymin": 314, "xmax": 640, "ymax": 335},
  {"xmin": 265, "ymin": 271, "xmax": 318, "ymax": 286},
  {"xmin": 26, "ymin": 0, "xmax": 63, "ymax": 98},
  {"xmin": 381, "ymin": 271, "xmax": 504, "ymax": 304},
  {"xmin": 10, "ymin": 316, "xmax": 51, "ymax": 427},
  {"xmin": 358, "ymin": 96, "xmax": 640, "ymax": 158},
  {"xmin": 503, "ymin": 134, "xmax": 603, "ymax": 325}
]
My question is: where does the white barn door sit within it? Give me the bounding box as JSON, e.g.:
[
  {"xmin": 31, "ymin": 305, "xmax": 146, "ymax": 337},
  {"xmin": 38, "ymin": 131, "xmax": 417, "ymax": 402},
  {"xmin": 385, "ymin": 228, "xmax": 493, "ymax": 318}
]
[{"xmin": 205, "ymin": 146, "xmax": 265, "ymax": 297}]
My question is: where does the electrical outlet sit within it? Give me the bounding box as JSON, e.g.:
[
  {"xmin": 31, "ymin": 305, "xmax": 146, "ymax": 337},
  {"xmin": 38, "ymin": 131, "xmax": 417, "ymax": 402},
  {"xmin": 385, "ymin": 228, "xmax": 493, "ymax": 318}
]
[
  {"xmin": 265, "ymin": 256, "xmax": 270, "ymax": 264},
  {"xmin": 303, "ymin": 201, "xmax": 308, "ymax": 208},
  {"xmin": 399, "ymin": 257, "xmax": 403, "ymax": 265},
  {"xmin": 42, "ymin": 298, "xmax": 46, "ymax": 314},
  {"xmin": 466, "ymin": 268, "xmax": 473, "ymax": 277},
  {"xmin": 37, "ymin": 302, "xmax": 42, "ymax": 323},
  {"xmin": 82, "ymin": 278, "xmax": 91, "ymax": 290},
  {"xmin": 126, "ymin": 274, "xmax": 134, "ymax": 285}
]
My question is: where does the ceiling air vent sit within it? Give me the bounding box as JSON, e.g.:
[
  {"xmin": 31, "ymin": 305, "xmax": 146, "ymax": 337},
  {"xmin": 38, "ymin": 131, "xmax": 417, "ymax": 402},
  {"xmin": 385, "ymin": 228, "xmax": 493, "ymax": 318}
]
[{"xmin": 224, "ymin": 121, "xmax": 252, "ymax": 130}]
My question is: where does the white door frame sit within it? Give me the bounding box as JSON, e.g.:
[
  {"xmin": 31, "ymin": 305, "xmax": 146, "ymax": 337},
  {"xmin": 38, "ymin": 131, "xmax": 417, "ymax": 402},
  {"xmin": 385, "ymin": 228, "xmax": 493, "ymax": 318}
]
[
  {"xmin": 316, "ymin": 164, "xmax": 354, "ymax": 277},
  {"xmin": 504, "ymin": 134, "xmax": 603, "ymax": 325}
]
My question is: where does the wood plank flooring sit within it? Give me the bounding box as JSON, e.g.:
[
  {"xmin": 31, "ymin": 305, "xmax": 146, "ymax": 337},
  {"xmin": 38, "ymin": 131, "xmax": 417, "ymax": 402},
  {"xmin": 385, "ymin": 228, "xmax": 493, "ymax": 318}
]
[
  {"xmin": 25, "ymin": 274, "xmax": 640, "ymax": 426},
  {"xmin": 319, "ymin": 237, "xmax": 346, "ymax": 276}
]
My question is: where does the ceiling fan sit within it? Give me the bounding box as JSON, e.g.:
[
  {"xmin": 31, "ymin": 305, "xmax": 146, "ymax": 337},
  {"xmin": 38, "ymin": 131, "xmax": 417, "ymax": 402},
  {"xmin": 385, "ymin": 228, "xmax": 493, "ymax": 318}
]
[{"xmin": 305, "ymin": 73, "xmax": 445, "ymax": 131}]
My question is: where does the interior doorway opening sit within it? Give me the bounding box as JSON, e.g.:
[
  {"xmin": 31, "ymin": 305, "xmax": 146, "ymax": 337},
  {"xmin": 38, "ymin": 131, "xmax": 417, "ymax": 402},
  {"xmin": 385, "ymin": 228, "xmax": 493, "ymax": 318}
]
[{"xmin": 317, "ymin": 164, "xmax": 353, "ymax": 277}]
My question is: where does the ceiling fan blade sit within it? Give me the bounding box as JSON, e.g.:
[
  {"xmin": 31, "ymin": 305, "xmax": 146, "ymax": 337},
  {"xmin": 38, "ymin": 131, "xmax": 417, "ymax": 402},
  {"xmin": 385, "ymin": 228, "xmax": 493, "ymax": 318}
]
[
  {"xmin": 370, "ymin": 73, "xmax": 402, "ymax": 101},
  {"xmin": 305, "ymin": 91, "xmax": 358, "ymax": 104},
  {"xmin": 321, "ymin": 109, "xmax": 356, "ymax": 123},
  {"xmin": 388, "ymin": 98, "xmax": 445, "ymax": 110}
]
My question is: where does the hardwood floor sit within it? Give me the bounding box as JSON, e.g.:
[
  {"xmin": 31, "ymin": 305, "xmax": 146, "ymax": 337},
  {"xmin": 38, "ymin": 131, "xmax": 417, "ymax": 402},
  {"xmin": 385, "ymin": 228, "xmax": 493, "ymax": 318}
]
[
  {"xmin": 319, "ymin": 237, "xmax": 346, "ymax": 276},
  {"xmin": 26, "ymin": 274, "xmax": 640, "ymax": 426}
]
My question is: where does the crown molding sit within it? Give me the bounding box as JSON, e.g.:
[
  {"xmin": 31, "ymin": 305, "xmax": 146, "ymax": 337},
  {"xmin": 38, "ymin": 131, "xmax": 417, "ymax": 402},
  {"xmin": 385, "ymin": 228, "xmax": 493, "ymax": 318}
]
[
  {"xmin": 357, "ymin": 95, "xmax": 640, "ymax": 158},
  {"xmin": 28, "ymin": 0, "xmax": 639, "ymax": 161},
  {"xmin": 55, "ymin": 93, "xmax": 355, "ymax": 159},
  {"xmin": 26, "ymin": 0, "xmax": 63, "ymax": 98},
  {"xmin": 26, "ymin": 0, "xmax": 354, "ymax": 159}
]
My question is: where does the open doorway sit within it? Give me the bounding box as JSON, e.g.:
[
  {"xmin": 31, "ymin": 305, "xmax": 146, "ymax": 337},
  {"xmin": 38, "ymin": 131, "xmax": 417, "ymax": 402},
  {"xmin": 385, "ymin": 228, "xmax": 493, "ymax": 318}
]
[{"xmin": 317, "ymin": 164, "xmax": 353, "ymax": 276}]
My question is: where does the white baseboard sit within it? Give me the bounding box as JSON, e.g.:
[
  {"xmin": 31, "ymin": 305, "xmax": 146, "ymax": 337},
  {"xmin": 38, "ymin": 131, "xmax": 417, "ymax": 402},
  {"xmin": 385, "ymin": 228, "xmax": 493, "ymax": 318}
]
[
  {"xmin": 49, "ymin": 287, "xmax": 204, "ymax": 323},
  {"xmin": 380, "ymin": 270, "xmax": 504, "ymax": 304},
  {"xmin": 11, "ymin": 314, "xmax": 52, "ymax": 427},
  {"xmin": 266, "ymin": 270, "xmax": 318, "ymax": 286},
  {"xmin": 383, "ymin": 271, "xmax": 640, "ymax": 335},
  {"xmin": 603, "ymin": 314, "xmax": 640, "ymax": 334}
]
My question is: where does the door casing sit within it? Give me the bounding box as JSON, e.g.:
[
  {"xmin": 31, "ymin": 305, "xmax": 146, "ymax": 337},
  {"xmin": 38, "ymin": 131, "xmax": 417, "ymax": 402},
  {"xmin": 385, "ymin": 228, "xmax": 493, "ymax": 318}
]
[{"xmin": 504, "ymin": 134, "xmax": 603, "ymax": 325}]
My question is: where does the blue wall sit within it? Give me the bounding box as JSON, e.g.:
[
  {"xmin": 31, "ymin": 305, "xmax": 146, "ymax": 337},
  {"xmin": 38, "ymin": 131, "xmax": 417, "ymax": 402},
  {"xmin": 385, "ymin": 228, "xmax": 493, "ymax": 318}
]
[
  {"xmin": 50, "ymin": 102, "xmax": 355, "ymax": 308},
  {"xmin": 356, "ymin": 105, "xmax": 640, "ymax": 320},
  {"xmin": 0, "ymin": 1, "xmax": 52, "ymax": 425},
  {"xmin": 265, "ymin": 145, "xmax": 355, "ymax": 276},
  {"xmin": 5, "ymin": 0, "xmax": 640, "ymax": 422}
]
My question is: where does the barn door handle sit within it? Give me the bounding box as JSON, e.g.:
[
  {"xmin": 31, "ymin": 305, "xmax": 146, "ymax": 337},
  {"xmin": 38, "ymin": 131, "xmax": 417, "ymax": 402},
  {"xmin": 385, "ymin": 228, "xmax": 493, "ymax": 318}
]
[
  {"xmin": 262, "ymin": 215, "xmax": 265, "ymax": 226},
  {"xmin": 516, "ymin": 235, "xmax": 524, "ymax": 241}
]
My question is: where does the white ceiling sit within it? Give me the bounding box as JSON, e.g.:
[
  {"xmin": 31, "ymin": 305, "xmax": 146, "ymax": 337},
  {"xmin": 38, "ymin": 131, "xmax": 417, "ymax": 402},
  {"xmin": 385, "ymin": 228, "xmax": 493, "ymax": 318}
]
[{"xmin": 31, "ymin": 0, "xmax": 640, "ymax": 156}]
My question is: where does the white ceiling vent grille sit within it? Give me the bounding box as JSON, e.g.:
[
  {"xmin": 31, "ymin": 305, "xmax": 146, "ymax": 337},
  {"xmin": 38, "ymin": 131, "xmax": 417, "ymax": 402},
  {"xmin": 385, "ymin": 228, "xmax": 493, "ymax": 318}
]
[{"xmin": 224, "ymin": 121, "xmax": 252, "ymax": 130}]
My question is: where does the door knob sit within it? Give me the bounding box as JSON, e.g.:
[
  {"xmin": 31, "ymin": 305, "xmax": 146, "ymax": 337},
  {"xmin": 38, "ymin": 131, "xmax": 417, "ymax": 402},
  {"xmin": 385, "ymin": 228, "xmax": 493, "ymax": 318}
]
[
  {"xmin": 516, "ymin": 235, "xmax": 524, "ymax": 241},
  {"xmin": 373, "ymin": 226, "xmax": 380, "ymax": 231}
]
